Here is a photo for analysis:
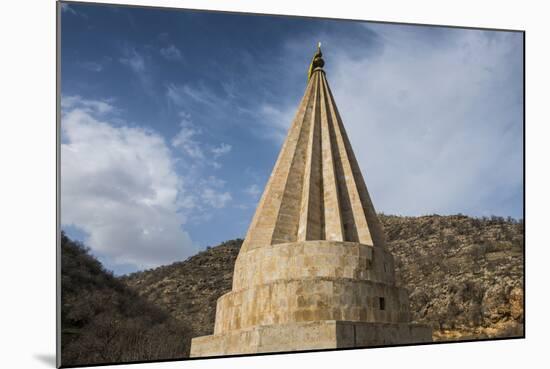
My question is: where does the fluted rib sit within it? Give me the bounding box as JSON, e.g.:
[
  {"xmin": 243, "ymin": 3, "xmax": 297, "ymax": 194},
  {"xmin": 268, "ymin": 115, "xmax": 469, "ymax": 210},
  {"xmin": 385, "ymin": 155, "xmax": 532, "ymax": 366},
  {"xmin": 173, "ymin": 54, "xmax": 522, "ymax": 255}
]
[
  {"xmin": 297, "ymin": 73, "xmax": 323, "ymax": 241},
  {"xmin": 322, "ymin": 76, "xmax": 374, "ymax": 245},
  {"xmin": 240, "ymin": 66, "xmax": 384, "ymax": 252},
  {"xmin": 271, "ymin": 72, "xmax": 319, "ymax": 244},
  {"xmin": 319, "ymin": 73, "xmax": 344, "ymax": 241},
  {"xmin": 240, "ymin": 74, "xmax": 317, "ymax": 251},
  {"xmin": 326, "ymin": 82, "xmax": 386, "ymax": 246}
]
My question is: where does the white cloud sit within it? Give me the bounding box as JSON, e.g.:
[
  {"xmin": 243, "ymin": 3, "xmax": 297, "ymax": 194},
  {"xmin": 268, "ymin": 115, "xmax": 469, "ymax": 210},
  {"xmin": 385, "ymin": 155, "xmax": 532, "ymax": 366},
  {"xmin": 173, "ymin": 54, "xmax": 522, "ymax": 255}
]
[
  {"xmin": 202, "ymin": 176, "xmax": 226, "ymax": 188},
  {"xmin": 171, "ymin": 122, "xmax": 204, "ymax": 159},
  {"xmin": 211, "ymin": 143, "xmax": 232, "ymax": 158},
  {"xmin": 201, "ymin": 188, "xmax": 232, "ymax": 209},
  {"xmin": 119, "ymin": 48, "xmax": 145, "ymax": 73},
  {"xmin": 171, "ymin": 112, "xmax": 231, "ymax": 169},
  {"xmin": 326, "ymin": 26, "xmax": 523, "ymax": 217},
  {"xmin": 256, "ymin": 103, "xmax": 295, "ymax": 142},
  {"xmin": 171, "ymin": 120, "xmax": 229, "ymax": 169},
  {"xmin": 166, "ymin": 90, "xmax": 233, "ymax": 168},
  {"xmin": 221, "ymin": 80, "xmax": 237, "ymax": 99},
  {"xmin": 61, "ymin": 95, "xmax": 114, "ymax": 114},
  {"xmin": 166, "ymin": 82, "xmax": 221, "ymax": 107},
  {"xmin": 60, "ymin": 97, "xmax": 235, "ymax": 268},
  {"xmin": 119, "ymin": 47, "xmax": 156, "ymax": 95},
  {"xmin": 178, "ymin": 176, "xmax": 232, "ymax": 224},
  {"xmin": 244, "ymin": 184, "xmax": 261, "ymax": 199},
  {"xmin": 61, "ymin": 3, "xmax": 77, "ymax": 15},
  {"xmin": 160, "ymin": 44, "xmax": 183, "ymax": 61},
  {"xmin": 61, "ymin": 97, "xmax": 198, "ymax": 270},
  {"xmin": 80, "ymin": 61, "xmax": 103, "ymax": 72}
]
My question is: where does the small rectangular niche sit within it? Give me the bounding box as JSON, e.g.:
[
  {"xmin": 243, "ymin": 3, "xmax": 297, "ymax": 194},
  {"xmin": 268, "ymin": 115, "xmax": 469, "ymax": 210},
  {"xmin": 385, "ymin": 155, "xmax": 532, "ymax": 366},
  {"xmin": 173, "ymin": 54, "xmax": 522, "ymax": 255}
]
[{"xmin": 379, "ymin": 297, "xmax": 385, "ymax": 310}]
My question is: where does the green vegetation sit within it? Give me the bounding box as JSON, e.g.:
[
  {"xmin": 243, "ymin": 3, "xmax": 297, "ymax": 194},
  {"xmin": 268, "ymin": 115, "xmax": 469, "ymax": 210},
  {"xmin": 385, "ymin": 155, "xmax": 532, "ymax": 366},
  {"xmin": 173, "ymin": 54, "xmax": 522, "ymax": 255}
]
[{"xmin": 61, "ymin": 232, "xmax": 192, "ymax": 366}]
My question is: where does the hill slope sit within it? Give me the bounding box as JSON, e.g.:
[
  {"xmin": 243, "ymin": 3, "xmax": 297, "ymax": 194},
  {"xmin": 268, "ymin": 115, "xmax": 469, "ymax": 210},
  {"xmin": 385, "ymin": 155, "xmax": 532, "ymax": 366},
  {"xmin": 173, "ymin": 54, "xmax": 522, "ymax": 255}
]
[
  {"xmin": 122, "ymin": 214, "xmax": 524, "ymax": 344},
  {"xmin": 61, "ymin": 233, "xmax": 193, "ymax": 366},
  {"xmin": 383, "ymin": 214, "xmax": 523, "ymax": 340},
  {"xmin": 120, "ymin": 239, "xmax": 242, "ymax": 338}
]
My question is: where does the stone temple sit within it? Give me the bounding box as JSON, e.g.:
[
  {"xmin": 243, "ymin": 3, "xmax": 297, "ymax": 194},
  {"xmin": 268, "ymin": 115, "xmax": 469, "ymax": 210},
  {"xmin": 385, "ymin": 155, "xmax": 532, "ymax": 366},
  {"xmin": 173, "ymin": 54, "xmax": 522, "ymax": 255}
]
[{"xmin": 190, "ymin": 45, "xmax": 432, "ymax": 357}]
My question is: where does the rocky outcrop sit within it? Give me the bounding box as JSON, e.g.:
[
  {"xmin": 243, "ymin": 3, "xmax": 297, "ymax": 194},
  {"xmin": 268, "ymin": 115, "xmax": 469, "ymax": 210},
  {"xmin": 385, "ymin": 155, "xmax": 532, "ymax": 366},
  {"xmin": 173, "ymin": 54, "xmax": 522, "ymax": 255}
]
[{"xmin": 383, "ymin": 214, "xmax": 524, "ymax": 340}]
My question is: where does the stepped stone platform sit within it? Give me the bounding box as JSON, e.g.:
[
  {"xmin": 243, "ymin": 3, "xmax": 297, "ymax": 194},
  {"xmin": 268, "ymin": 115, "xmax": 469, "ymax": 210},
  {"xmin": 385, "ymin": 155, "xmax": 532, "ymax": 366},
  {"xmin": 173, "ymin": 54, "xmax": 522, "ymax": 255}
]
[{"xmin": 191, "ymin": 321, "xmax": 431, "ymax": 356}]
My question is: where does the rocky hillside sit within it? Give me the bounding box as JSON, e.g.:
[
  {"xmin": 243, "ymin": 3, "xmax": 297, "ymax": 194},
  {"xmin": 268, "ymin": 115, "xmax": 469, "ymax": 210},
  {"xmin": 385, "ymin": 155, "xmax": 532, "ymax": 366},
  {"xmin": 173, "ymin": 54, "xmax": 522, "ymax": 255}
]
[
  {"xmin": 382, "ymin": 214, "xmax": 523, "ymax": 340},
  {"xmin": 61, "ymin": 233, "xmax": 192, "ymax": 366},
  {"xmin": 120, "ymin": 239, "xmax": 242, "ymax": 338},
  {"xmin": 122, "ymin": 214, "xmax": 524, "ymax": 346}
]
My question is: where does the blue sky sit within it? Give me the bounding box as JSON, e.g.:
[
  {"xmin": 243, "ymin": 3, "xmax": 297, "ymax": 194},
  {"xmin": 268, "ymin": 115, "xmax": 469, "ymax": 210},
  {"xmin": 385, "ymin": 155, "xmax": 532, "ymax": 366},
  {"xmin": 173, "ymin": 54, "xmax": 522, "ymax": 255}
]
[{"xmin": 60, "ymin": 2, "xmax": 524, "ymax": 275}]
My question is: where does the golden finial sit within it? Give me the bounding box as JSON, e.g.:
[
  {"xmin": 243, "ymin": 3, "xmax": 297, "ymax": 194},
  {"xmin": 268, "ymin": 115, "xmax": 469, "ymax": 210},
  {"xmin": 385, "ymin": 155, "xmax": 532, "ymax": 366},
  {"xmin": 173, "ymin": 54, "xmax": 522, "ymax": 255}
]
[{"xmin": 307, "ymin": 42, "xmax": 325, "ymax": 81}]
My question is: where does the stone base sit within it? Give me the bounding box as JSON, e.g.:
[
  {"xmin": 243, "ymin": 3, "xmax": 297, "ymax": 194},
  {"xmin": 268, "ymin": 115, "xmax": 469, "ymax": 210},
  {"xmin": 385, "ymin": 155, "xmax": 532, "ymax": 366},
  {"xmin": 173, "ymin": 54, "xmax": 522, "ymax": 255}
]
[{"xmin": 190, "ymin": 320, "xmax": 432, "ymax": 357}]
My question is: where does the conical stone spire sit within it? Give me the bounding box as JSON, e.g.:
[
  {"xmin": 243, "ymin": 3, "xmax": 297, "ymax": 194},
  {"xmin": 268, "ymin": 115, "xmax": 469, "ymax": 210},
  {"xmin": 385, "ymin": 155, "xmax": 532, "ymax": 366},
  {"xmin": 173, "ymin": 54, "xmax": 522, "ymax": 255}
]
[
  {"xmin": 190, "ymin": 46, "xmax": 432, "ymax": 357},
  {"xmin": 242, "ymin": 44, "xmax": 385, "ymax": 252}
]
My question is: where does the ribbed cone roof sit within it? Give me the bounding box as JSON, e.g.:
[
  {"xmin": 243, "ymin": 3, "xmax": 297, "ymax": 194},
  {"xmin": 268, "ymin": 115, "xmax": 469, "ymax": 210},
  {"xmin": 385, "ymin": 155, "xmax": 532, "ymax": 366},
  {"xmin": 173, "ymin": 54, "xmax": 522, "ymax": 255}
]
[{"xmin": 241, "ymin": 55, "xmax": 385, "ymax": 253}]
